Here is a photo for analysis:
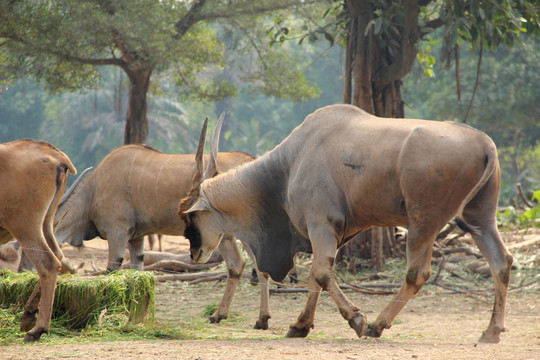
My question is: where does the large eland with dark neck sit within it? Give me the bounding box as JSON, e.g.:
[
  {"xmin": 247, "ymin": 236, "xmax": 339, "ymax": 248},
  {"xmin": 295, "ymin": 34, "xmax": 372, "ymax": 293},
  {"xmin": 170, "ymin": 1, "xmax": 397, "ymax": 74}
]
[{"xmin": 179, "ymin": 104, "xmax": 513, "ymax": 344}]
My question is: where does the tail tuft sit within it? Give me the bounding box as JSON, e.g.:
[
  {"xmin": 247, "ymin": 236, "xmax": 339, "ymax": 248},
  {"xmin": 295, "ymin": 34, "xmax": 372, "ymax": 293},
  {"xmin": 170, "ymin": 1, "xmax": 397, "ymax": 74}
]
[{"xmin": 455, "ymin": 217, "xmax": 482, "ymax": 238}]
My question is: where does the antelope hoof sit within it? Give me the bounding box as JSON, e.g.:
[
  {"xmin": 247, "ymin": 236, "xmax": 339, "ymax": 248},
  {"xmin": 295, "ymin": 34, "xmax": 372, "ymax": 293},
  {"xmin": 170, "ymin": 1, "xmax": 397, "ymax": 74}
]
[
  {"xmin": 19, "ymin": 312, "xmax": 37, "ymax": 332},
  {"xmin": 254, "ymin": 315, "xmax": 270, "ymax": 330},
  {"xmin": 23, "ymin": 327, "xmax": 47, "ymax": 343},
  {"xmin": 478, "ymin": 327, "xmax": 504, "ymax": 344},
  {"xmin": 288, "ymin": 273, "xmax": 299, "ymax": 284},
  {"xmin": 286, "ymin": 324, "xmax": 311, "ymax": 338},
  {"xmin": 364, "ymin": 323, "xmax": 383, "ymax": 338},
  {"xmin": 348, "ymin": 313, "xmax": 367, "ymax": 338},
  {"xmin": 250, "ymin": 269, "xmax": 258, "ymax": 286}
]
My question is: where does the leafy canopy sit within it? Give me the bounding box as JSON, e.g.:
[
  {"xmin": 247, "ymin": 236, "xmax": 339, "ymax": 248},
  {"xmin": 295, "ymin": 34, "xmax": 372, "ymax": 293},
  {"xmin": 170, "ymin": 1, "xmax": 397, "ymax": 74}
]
[{"xmin": 0, "ymin": 0, "xmax": 317, "ymax": 102}]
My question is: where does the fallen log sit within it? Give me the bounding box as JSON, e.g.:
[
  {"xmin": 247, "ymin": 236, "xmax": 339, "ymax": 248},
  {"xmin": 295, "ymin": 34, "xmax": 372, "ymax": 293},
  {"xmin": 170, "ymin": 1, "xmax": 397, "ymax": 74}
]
[
  {"xmin": 142, "ymin": 250, "xmax": 222, "ymax": 266},
  {"xmin": 436, "ymin": 222, "xmax": 457, "ymax": 241},
  {"xmin": 143, "ymin": 251, "xmax": 192, "ymax": 265},
  {"xmin": 507, "ymin": 237, "xmax": 540, "ymax": 250},
  {"xmin": 269, "ymin": 287, "xmax": 308, "ymax": 294},
  {"xmin": 466, "ymin": 260, "xmax": 491, "ymax": 277},
  {"xmin": 339, "ymin": 283, "xmax": 396, "ymax": 295},
  {"xmin": 433, "ymin": 246, "xmax": 483, "ymax": 258},
  {"xmin": 144, "ymin": 259, "xmax": 221, "ymax": 272},
  {"xmin": 269, "ymin": 283, "xmax": 396, "ymax": 295},
  {"xmin": 155, "ymin": 271, "xmax": 228, "ymax": 282},
  {"xmin": 188, "ymin": 273, "xmax": 228, "ymax": 285},
  {"xmin": 122, "ymin": 250, "xmax": 223, "ymax": 271}
]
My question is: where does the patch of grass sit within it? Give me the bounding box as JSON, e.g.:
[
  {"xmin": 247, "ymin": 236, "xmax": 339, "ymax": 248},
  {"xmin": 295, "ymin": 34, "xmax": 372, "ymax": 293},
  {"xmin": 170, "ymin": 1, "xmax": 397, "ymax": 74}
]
[
  {"xmin": 202, "ymin": 302, "xmax": 219, "ymax": 317},
  {"xmin": 0, "ymin": 308, "xmax": 24, "ymax": 344},
  {"xmin": 0, "ymin": 306, "xmax": 193, "ymax": 345},
  {"xmin": 0, "ymin": 269, "xmax": 163, "ymax": 345},
  {"xmin": 0, "ymin": 269, "xmax": 155, "ymax": 329},
  {"xmin": 200, "ymin": 302, "xmax": 241, "ymax": 322}
]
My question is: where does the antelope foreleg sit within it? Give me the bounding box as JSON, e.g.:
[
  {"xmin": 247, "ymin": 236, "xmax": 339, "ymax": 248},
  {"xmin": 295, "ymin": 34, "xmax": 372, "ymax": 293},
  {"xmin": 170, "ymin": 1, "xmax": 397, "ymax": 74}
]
[
  {"xmin": 287, "ymin": 266, "xmax": 321, "ymax": 338},
  {"xmin": 210, "ymin": 235, "xmax": 245, "ymax": 324},
  {"xmin": 289, "ymin": 226, "xmax": 367, "ymax": 338},
  {"xmin": 243, "ymin": 244, "xmax": 271, "ymax": 330},
  {"xmin": 128, "ymin": 236, "xmax": 145, "ymax": 271},
  {"xmin": 365, "ymin": 230, "xmax": 435, "ymax": 338}
]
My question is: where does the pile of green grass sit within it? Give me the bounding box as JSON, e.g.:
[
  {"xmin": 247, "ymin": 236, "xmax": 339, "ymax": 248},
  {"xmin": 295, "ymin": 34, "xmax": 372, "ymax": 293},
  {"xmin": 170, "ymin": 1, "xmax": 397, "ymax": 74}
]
[{"xmin": 0, "ymin": 269, "xmax": 155, "ymax": 329}]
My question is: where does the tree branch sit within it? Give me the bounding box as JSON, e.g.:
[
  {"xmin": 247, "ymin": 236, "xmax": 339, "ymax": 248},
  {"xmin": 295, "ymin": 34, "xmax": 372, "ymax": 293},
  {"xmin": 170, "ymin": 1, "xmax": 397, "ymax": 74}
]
[
  {"xmin": 231, "ymin": 20, "xmax": 268, "ymax": 71},
  {"xmin": 418, "ymin": 0, "xmax": 433, "ymax": 6},
  {"xmin": 174, "ymin": 0, "xmax": 208, "ymax": 39},
  {"xmin": 174, "ymin": 1, "xmax": 299, "ymax": 40},
  {"xmin": 0, "ymin": 33, "xmax": 24, "ymax": 43},
  {"xmin": 197, "ymin": 2, "xmax": 300, "ymax": 22},
  {"xmin": 463, "ymin": 41, "xmax": 483, "ymax": 123},
  {"xmin": 2, "ymin": 27, "xmax": 128, "ymax": 71},
  {"xmin": 455, "ymin": 45, "xmax": 461, "ymax": 101},
  {"xmin": 65, "ymin": 55, "xmax": 125, "ymax": 68},
  {"xmin": 422, "ymin": 17, "xmax": 445, "ymax": 32},
  {"xmin": 517, "ymin": 183, "xmax": 535, "ymax": 208}
]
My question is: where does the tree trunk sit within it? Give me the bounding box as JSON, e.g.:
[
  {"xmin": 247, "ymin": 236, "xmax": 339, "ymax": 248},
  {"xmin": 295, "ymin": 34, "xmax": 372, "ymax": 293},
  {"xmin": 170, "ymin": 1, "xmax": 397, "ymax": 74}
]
[
  {"xmin": 340, "ymin": 0, "xmax": 420, "ymax": 270},
  {"xmin": 113, "ymin": 68, "xmax": 125, "ymax": 116},
  {"xmin": 345, "ymin": 0, "xmax": 374, "ymax": 112},
  {"xmin": 124, "ymin": 67, "xmax": 151, "ymax": 145},
  {"xmin": 373, "ymin": 80, "xmax": 405, "ymax": 118}
]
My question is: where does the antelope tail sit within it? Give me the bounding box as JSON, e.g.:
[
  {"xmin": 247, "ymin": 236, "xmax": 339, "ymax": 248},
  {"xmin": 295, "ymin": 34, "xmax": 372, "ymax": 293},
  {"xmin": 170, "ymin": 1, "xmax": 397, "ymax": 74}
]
[{"xmin": 455, "ymin": 144, "xmax": 498, "ymax": 237}]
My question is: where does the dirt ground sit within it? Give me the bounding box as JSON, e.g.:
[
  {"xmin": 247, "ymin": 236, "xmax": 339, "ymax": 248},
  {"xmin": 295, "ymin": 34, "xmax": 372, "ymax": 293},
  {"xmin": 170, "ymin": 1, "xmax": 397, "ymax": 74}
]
[{"xmin": 2, "ymin": 236, "xmax": 539, "ymax": 360}]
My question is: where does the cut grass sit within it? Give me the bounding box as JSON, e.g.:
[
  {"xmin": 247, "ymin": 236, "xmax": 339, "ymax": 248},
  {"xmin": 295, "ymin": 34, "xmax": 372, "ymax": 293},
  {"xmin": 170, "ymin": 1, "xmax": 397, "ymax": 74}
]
[{"xmin": 0, "ymin": 269, "xmax": 162, "ymax": 344}]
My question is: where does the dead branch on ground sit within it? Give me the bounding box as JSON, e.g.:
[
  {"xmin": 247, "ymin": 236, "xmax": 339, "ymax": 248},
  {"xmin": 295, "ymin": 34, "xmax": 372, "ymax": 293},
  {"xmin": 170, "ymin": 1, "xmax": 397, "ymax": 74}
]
[
  {"xmin": 156, "ymin": 271, "xmax": 228, "ymax": 282},
  {"xmin": 144, "ymin": 259, "xmax": 221, "ymax": 272}
]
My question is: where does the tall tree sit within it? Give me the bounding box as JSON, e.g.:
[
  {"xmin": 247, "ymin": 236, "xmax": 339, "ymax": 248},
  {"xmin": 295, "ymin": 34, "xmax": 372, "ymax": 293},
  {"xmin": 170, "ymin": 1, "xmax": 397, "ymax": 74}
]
[
  {"xmin": 0, "ymin": 0, "xmax": 316, "ymax": 145},
  {"xmin": 339, "ymin": 0, "xmax": 540, "ymax": 118}
]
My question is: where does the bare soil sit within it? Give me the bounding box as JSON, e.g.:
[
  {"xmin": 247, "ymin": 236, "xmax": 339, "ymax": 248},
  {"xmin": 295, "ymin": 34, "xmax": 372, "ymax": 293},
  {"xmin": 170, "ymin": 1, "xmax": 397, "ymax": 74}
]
[{"xmin": 2, "ymin": 236, "xmax": 539, "ymax": 360}]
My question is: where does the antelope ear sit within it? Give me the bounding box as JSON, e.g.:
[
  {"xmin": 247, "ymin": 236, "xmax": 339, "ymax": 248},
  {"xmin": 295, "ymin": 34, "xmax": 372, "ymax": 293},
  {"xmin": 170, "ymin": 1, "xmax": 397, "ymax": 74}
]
[{"xmin": 184, "ymin": 198, "xmax": 209, "ymax": 213}]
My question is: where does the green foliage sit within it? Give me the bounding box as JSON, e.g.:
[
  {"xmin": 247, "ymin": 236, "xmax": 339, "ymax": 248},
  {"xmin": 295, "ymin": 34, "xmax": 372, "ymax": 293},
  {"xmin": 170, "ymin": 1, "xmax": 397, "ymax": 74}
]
[
  {"xmin": 403, "ymin": 36, "xmax": 540, "ymax": 205},
  {"xmin": 1, "ymin": 1, "xmax": 217, "ymax": 93},
  {"xmin": 497, "ymin": 190, "xmax": 540, "ymax": 228},
  {"xmin": 0, "ymin": 1, "xmax": 318, "ymax": 105},
  {"xmin": 416, "ymin": 40, "xmax": 437, "ymax": 78},
  {"xmin": 265, "ymin": 3, "xmax": 344, "ymax": 47},
  {"xmin": 497, "ymin": 145, "xmax": 540, "ymax": 204},
  {"xmin": 1, "ymin": 0, "xmax": 324, "ymax": 148},
  {"xmin": 201, "ymin": 40, "xmax": 344, "ymax": 156},
  {"xmin": 438, "ymin": 0, "xmax": 540, "ymax": 50}
]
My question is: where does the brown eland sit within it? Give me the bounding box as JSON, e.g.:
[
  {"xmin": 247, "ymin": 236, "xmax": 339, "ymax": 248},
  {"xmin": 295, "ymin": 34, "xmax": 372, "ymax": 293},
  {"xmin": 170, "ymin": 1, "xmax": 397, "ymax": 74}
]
[
  {"xmin": 179, "ymin": 104, "xmax": 513, "ymax": 344},
  {"xmin": 0, "ymin": 139, "xmax": 77, "ymax": 342},
  {"xmin": 52, "ymin": 118, "xmax": 273, "ymax": 329}
]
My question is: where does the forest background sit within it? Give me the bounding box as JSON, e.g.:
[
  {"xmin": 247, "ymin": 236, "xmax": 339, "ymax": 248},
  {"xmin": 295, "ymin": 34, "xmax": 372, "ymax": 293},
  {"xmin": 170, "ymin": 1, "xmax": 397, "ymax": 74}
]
[{"xmin": 1, "ymin": 0, "xmax": 539, "ymax": 213}]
